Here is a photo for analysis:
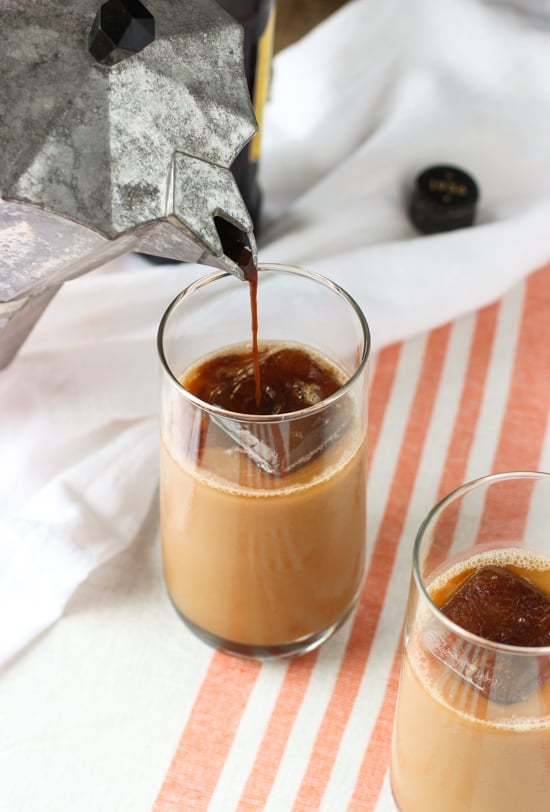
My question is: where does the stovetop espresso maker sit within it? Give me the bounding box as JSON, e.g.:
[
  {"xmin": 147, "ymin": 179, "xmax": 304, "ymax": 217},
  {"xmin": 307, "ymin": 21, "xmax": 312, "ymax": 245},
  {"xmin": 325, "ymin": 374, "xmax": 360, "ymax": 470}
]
[{"xmin": 0, "ymin": 0, "xmax": 259, "ymax": 368}]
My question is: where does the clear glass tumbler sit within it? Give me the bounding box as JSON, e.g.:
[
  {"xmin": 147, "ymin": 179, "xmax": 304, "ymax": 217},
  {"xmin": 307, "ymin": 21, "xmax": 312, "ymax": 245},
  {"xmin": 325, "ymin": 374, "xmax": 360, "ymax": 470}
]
[
  {"xmin": 157, "ymin": 264, "xmax": 370, "ymax": 659},
  {"xmin": 391, "ymin": 471, "xmax": 550, "ymax": 812}
]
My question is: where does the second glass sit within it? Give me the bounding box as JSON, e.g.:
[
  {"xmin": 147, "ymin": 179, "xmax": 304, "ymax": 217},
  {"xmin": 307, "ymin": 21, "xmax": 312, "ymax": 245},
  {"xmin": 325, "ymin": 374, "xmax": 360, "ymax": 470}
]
[
  {"xmin": 158, "ymin": 264, "xmax": 370, "ymax": 659},
  {"xmin": 391, "ymin": 471, "xmax": 550, "ymax": 812}
]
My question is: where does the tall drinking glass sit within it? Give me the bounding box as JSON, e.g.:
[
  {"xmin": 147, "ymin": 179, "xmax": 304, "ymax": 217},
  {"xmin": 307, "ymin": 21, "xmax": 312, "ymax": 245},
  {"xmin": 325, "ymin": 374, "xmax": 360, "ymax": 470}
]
[
  {"xmin": 157, "ymin": 264, "xmax": 370, "ymax": 659},
  {"xmin": 391, "ymin": 471, "xmax": 550, "ymax": 812}
]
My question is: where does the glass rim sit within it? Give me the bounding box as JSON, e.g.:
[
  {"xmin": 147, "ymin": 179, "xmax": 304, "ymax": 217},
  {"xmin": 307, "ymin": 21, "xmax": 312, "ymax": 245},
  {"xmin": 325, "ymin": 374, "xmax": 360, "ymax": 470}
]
[
  {"xmin": 157, "ymin": 262, "xmax": 371, "ymax": 424},
  {"xmin": 412, "ymin": 470, "xmax": 550, "ymax": 655}
]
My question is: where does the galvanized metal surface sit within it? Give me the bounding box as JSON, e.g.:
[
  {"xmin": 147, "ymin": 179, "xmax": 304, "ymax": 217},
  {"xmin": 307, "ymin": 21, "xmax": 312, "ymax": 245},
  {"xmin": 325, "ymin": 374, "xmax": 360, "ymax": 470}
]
[{"xmin": 0, "ymin": 0, "xmax": 258, "ymax": 366}]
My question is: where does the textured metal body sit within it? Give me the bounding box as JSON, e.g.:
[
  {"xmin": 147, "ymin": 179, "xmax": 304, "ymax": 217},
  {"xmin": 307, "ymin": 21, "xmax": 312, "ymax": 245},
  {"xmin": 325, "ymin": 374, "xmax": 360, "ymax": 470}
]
[{"xmin": 0, "ymin": 0, "xmax": 258, "ymax": 367}]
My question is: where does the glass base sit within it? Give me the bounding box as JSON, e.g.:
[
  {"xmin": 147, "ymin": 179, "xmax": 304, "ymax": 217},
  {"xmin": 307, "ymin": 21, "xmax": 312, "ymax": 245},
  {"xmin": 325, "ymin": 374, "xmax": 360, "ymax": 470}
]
[
  {"xmin": 168, "ymin": 594, "xmax": 357, "ymax": 660},
  {"xmin": 390, "ymin": 778, "xmax": 402, "ymax": 811}
]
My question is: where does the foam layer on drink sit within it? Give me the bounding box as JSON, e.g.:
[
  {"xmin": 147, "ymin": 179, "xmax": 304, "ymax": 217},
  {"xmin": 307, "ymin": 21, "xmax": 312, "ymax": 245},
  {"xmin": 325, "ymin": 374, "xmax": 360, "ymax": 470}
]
[
  {"xmin": 176, "ymin": 432, "xmax": 362, "ymax": 497},
  {"xmin": 429, "ymin": 548, "xmax": 550, "ymax": 600}
]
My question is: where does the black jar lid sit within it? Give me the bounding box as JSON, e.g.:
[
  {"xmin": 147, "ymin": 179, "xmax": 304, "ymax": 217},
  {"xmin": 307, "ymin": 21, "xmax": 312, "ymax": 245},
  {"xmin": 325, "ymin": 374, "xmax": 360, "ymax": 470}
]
[{"xmin": 409, "ymin": 165, "xmax": 479, "ymax": 234}]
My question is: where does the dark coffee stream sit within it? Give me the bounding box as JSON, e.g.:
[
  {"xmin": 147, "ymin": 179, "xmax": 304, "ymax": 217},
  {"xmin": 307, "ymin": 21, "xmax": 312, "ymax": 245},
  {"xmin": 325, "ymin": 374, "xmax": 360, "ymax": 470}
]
[
  {"xmin": 212, "ymin": 219, "xmax": 262, "ymax": 408},
  {"xmin": 185, "ymin": 228, "xmax": 351, "ymax": 475},
  {"xmin": 235, "ymin": 245, "xmax": 261, "ymax": 408}
]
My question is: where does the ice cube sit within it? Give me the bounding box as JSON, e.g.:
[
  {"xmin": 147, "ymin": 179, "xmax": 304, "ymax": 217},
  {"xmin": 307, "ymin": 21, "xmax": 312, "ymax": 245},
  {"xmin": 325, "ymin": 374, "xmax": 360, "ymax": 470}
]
[
  {"xmin": 212, "ymin": 396, "xmax": 352, "ymax": 476},
  {"xmin": 208, "ymin": 346, "xmax": 353, "ymax": 476},
  {"xmin": 441, "ymin": 566, "xmax": 550, "ymax": 647},
  {"xmin": 426, "ymin": 566, "xmax": 550, "ymax": 704}
]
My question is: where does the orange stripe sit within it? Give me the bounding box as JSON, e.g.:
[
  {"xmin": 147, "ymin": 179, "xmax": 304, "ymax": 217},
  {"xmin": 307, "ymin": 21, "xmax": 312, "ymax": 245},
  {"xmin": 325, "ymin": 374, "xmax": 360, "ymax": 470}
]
[
  {"xmin": 424, "ymin": 302, "xmax": 500, "ymax": 571},
  {"xmin": 351, "ymin": 263, "xmax": 550, "ymax": 810},
  {"xmin": 291, "ymin": 325, "xmax": 452, "ymax": 811},
  {"xmin": 235, "ymin": 344, "xmax": 403, "ymax": 810},
  {"xmin": 482, "ymin": 264, "xmax": 550, "ymax": 538},
  {"xmin": 437, "ymin": 301, "xmax": 500, "ymax": 501},
  {"xmin": 492, "ymin": 265, "xmax": 550, "ymax": 473},
  {"xmin": 367, "ymin": 344, "xmax": 404, "ymax": 468},
  {"xmin": 480, "ymin": 476, "xmax": 536, "ymax": 545},
  {"xmin": 349, "ymin": 640, "xmax": 403, "ymax": 811},
  {"xmin": 236, "ymin": 654, "xmax": 318, "ymax": 812},
  {"xmin": 153, "ymin": 656, "xmax": 261, "ymax": 811},
  {"xmin": 349, "ymin": 299, "xmax": 501, "ymax": 810}
]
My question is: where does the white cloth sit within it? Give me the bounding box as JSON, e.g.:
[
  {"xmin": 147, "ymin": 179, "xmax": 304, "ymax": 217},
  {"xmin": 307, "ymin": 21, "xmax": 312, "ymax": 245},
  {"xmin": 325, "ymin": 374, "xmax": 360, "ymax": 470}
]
[
  {"xmin": 259, "ymin": 0, "xmax": 550, "ymax": 346},
  {"xmin": 1, "ymin": 0, "xmax": 550, "ymax": 666}
]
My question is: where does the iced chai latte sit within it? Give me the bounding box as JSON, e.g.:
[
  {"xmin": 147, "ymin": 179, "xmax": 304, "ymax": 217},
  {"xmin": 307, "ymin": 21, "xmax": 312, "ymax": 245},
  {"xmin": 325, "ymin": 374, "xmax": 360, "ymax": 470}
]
[
  {"xmin": 391, "ymin": 473, "xmax": 550, "ymax": 812},
  {"xmin": 158, "ymin": 265, "xmax": 370, "ymax": 658}
]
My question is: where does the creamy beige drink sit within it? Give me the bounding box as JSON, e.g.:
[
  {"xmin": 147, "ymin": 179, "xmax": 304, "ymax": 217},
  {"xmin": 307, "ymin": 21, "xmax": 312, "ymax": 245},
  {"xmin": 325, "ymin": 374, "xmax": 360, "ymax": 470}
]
[
  {"xmin": 158, "ymin": 264, "xmax": 370, "ymax": 657},
  {"xmin": 391, "ymin": 549, "xmax": 550, "ymax": 812},
  {"xmin": 159, "ymin": 341, "xmax": 367, "ymax": 652}
]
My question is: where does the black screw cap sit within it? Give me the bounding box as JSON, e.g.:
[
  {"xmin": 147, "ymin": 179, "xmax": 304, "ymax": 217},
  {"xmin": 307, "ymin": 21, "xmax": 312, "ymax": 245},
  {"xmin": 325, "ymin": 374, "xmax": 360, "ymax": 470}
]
[
  {"xmin": 89, "ymin": 0, "xmax": 155, "ymax": 66},
  {"xmin": 409, "ymin": 165, "xmax": 479, "ymax": 235}
]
